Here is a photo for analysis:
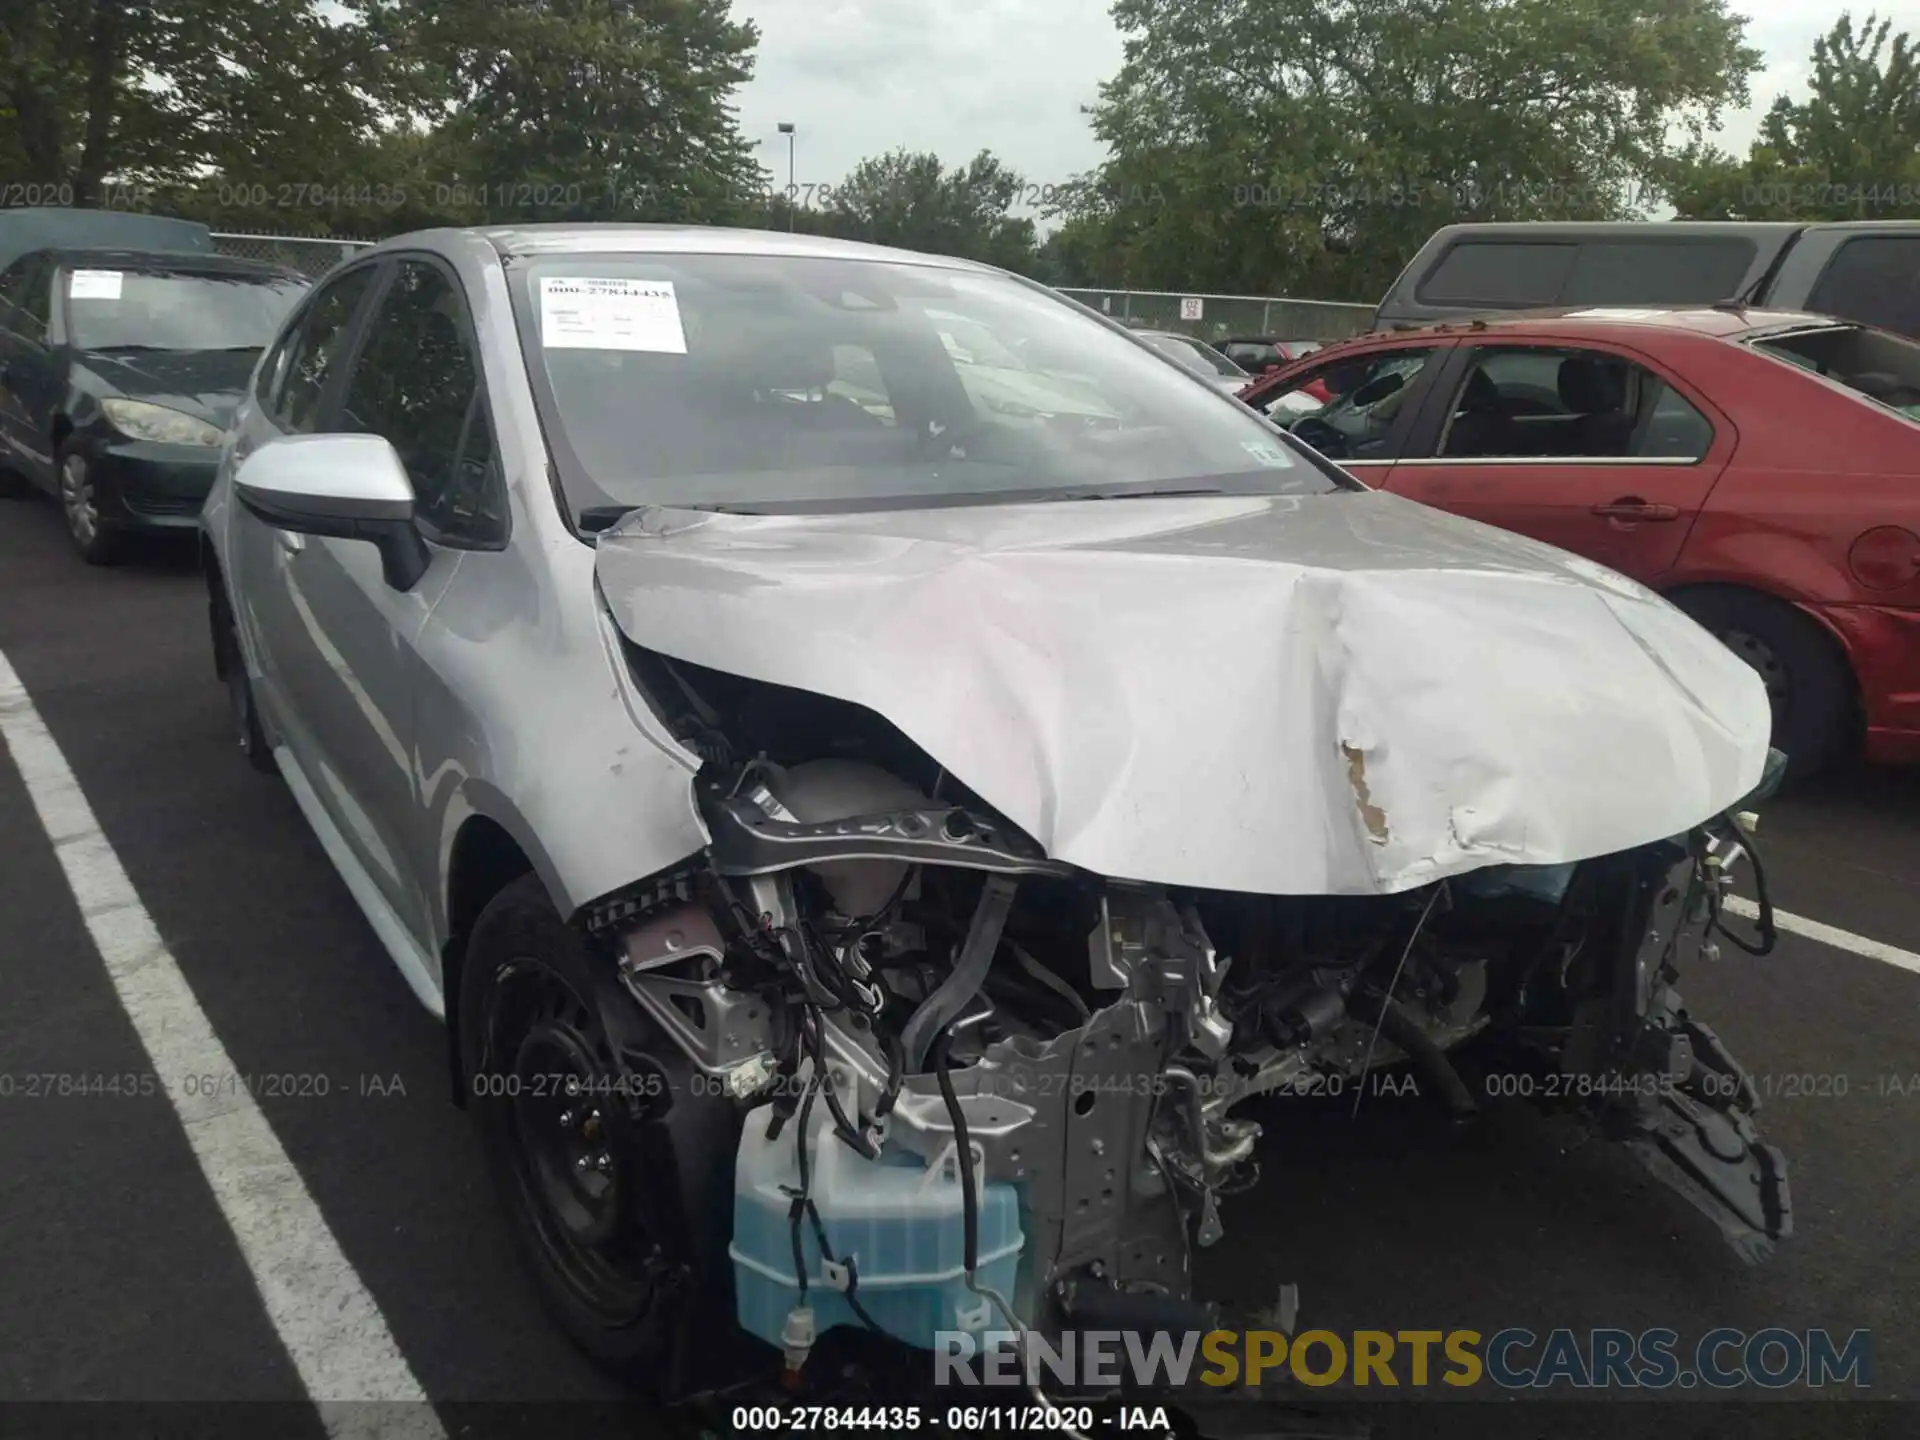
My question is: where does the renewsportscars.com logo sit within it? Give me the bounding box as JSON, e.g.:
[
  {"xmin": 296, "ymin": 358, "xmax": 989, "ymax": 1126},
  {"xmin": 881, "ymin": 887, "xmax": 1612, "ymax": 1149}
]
[{"xmin": 934, "ymin": 1327, "xmax": 1874, "ymax": 1390}]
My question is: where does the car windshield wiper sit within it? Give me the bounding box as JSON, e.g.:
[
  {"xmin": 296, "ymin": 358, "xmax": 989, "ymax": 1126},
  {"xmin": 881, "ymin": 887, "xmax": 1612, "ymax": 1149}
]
[
  {"xmin": 579, "ymin": 501, "xmax": 770, "ymax": 532},
  {"xmin": 1030, "ymin": 483, "xmax": 1252, "ymax": 502}
]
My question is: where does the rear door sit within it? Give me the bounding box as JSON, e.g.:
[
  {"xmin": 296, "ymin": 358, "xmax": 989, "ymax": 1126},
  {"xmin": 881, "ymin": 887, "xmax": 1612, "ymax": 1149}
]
[{"xmin": 1379, "ymin": 339, "xmax": 1734, "ymax": 582}]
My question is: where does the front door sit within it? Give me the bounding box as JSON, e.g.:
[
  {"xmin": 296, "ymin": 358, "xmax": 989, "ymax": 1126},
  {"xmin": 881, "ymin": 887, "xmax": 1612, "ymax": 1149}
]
[{"xmin": 253, "ymin": 255, "xmax": 494, "ymax": 948}]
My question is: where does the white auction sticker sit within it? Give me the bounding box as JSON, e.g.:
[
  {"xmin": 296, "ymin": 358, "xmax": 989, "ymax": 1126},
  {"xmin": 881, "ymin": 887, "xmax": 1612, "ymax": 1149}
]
[
  {"xmin": 69, "ymin": 269, "xmax": 124, "ymax": 300},
  {"xmin": 540, "ymin": 276, "xmax": 687, "ymax": 353}
]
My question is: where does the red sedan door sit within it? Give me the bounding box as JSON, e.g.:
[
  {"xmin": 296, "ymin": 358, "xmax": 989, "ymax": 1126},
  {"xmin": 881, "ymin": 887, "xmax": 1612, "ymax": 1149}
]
[{"xmin": 1381, "ymin": 340, "xmax": 1735, "ymax": 584}]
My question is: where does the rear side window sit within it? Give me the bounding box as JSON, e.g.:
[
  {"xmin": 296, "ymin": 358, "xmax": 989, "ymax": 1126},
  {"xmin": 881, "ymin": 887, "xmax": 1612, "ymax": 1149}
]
[
  {"xmin": 1806, "ymin": 237, "xmax": 1920, "ymax": 342},
  {"xmin": 1417, "ymin": 239, "xmax": 1755, "ymax": 308},
  {"xmin": 1417, "ymin": 243, "xmax": 1575, "ymax": 305},
  {"xmin": 1754, "ymin": 324, "xmax": 1920, "ymax": 419},
  {"xmin": 1561, "ymin": 241, "xmax": 1753, "ymax": 304},
  {"xmin": 276, "ymin": 266, "xmax": 376, "ymax": 433}
]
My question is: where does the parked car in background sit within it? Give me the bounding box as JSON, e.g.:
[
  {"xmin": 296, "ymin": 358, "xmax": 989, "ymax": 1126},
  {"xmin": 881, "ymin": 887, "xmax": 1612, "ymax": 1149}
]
[
  {"xmin": 0, "ymin": 206, "xmax": 213, "ymax": 276},
  {"xmin": 0, "ymin": 247, "xmax": 309, "ymax": 561},
  {"xmin": 1132, "ymin": 327, "xmax": 1254, "ymax": 394},
  {"xmin": 1378, "ymin": 220, "xmax": 1920, "ymax": 342},
  {"xmin": 1239, "ymin": 306, "xmax": 1920, "ymax": 774}
]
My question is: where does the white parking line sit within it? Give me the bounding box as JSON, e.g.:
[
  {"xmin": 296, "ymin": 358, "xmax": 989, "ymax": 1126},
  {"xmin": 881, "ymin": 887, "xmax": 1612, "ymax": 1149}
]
[
  {"xmin": 1724, "ymin": 895, "xmax": 1920, "ymax": 976},
  {"xmin": 0, "ymin": 648, "xmax": 444, "ymax": 1435}
]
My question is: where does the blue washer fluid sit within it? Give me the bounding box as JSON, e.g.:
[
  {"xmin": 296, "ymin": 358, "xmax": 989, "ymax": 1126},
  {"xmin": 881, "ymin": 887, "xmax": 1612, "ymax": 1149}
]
[{"xmin": 730, "ymin": 1094, "xmax": 1024, "ymax": 1352}]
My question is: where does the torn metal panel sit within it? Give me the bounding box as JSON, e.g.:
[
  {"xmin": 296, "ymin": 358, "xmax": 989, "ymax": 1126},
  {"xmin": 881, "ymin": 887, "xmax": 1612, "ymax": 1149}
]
[{"xmin": 595, "ymin": 490, "xmax": 1771, "ymax": 897}]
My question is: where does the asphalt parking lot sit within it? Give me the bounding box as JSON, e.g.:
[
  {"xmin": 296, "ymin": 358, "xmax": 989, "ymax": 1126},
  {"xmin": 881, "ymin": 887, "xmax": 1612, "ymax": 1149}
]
[{"xmin": 1, "ymin": 491, "xmax": 1916, "ymax": 1439}]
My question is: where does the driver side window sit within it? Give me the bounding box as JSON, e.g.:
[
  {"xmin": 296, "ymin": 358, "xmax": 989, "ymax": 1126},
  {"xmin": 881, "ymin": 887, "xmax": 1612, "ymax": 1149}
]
[{"xmin": 1255, "ymin": 347, "xmax": 1441, "ymax": 461}]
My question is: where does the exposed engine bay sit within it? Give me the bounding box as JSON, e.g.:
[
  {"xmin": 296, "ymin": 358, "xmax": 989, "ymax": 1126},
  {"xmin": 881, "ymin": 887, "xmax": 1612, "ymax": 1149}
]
[{"xmin": 588, "ymin": 646, "xmax": 1793, "ymax": 1394}]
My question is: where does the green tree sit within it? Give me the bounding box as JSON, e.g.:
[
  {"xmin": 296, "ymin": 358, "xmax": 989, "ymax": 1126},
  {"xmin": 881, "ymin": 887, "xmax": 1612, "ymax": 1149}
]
[
  {"xmin": 1667, "ymin": 13, "xmax": 1920, "ymax": 220},
  {"xmin": 811, "ymin": 149, "xmax": 1039, "ymax": 270},
  {"xmin": 1057, "ymin": 0, "xmax": 1762, "ymax": 300},
  {"xmin": 3, "ymin": 0, "xmax": 768, "ymax": 238},
  {"xmin": 409, "ymin": 0, "xmax": 764, "ymax": 227},
  {"xmin": 2, "ymin": 0, "xmax": 424, "ymax": 210}
]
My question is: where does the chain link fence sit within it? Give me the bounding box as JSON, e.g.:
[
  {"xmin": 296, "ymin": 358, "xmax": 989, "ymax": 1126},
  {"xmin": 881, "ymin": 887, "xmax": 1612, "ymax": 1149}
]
[
  {"xmin": 1058, "ymin": 289, "xmax": 1376, "ymax": 342},
  {"xmin": 211, "ymin": 232, "xmax": 375, "ymax": 279},
  {"xmin": 204, "ymin": 240, "xmax": 1378, "ymax": 346}
]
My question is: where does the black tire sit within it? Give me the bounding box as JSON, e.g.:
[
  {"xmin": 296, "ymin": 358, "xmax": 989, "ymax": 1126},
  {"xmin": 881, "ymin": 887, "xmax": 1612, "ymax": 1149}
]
[
  {"xmin": 1674, "ymin": 587, "xmax": 1855, "ymax": 778},
  {"xmin": 214, "ymin": 598, "xmax": 277, "ymax": 775},
  {"xmin": 56, "ymin": 444, "xmax": 126, "ymax": 565},
  {"xmin": 460, "ymin": 874, "xmax": 685, "ymax": 1386}
]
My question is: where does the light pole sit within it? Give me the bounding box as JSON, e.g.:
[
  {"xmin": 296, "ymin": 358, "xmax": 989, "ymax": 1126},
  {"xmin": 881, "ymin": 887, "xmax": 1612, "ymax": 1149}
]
[{"xmin": 777, "ymin": 122, "xmax": 795, "ymax": 231}]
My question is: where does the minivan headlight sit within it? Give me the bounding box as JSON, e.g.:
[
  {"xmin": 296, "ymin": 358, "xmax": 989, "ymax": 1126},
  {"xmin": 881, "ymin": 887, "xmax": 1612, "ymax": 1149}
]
[{"xmin": 101, "ymin": 398, "xmax": 225, "ymax": 447}]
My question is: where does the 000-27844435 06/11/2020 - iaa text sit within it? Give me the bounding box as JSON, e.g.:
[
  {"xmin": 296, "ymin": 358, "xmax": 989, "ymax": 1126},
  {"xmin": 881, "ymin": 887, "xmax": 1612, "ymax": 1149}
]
[{"xmin": 0, "ymin": 1070, "xmax": 409, "ymax": 1100}]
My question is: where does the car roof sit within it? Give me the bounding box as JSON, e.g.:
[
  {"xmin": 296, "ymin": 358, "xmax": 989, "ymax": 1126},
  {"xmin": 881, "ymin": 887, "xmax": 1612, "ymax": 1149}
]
[
  {"xmin": 1415, "ymin": 220, "xmax": 1807, "ymax": 242},
  {"xmin": 1798, "ymin": 219, "xmax": 1920, "ymax": 233},
  {"xmin": 374, "ymin": 223, "xmax": 998, "ymax": 274},
  {"xmin": 28, "ymin": 246, "xmax": 302, "ymax": 279},
  {"xmin": 1370, "ymin": 304, "xmax": 1842, "ymax": 342}
]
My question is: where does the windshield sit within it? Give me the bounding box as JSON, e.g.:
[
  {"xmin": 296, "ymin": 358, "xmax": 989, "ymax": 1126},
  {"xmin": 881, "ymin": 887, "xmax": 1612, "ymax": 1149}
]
[
  {"xmin": 1141, "ymin": 332, "xmax": 1248, "ymax": 379},
  {"xmin": 1751, "ymin": 323, "xmax": 1920, "ymax": 419},
  {"xmin": 514, "ymin": 253, "xmax": 1335, "ymax": 518},
  {"xmin": 63, "ymin": 267, "xmax": 309, "ymax": 352}
]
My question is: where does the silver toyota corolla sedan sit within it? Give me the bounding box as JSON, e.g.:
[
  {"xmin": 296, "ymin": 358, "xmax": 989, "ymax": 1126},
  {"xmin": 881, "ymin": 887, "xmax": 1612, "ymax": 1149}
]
[{"xmin": 200, "ymin": 224, "xmax": 1792, "ymax": 1404}]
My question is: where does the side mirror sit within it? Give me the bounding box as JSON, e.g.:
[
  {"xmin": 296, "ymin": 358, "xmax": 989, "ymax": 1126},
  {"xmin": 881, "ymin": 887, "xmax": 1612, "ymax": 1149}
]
[{"xmin": 233, "ymin": 433, "xmax": 430, "ymax": 592}]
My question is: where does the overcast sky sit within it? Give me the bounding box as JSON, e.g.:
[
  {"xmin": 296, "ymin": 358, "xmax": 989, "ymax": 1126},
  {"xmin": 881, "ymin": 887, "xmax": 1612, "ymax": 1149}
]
[{"xmin": 730, "ymin": 1, "xmax": 1916, "ymax": 205}]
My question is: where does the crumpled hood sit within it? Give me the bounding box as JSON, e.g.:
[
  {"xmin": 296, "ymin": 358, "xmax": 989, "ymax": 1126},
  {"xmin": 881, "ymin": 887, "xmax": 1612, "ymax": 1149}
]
[{"xmin": 595, "ymin": 489, "xmax": 1771, "ymax": 897}]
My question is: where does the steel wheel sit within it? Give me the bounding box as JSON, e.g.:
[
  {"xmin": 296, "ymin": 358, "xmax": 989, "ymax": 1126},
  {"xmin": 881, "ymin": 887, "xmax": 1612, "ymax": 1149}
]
[
  {"xmin": 489, "ymin": 958, "xmax": 657, "ymax": 1325},
  {"xmin": 1717, "ymin": 626, "xmax": 1789, "ymax": 711},
  {"xmin": 460, "ymin": 873, "xmax": 742, "ymax": 1392}
]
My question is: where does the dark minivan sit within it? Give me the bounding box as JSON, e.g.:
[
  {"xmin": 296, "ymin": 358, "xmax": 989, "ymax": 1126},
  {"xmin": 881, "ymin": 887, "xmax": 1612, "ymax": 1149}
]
[
  {"xmin": 0, "ymin": 247, "xmax": 309, "ymax": 561},
  {"xmin": 1375, "ymin": 220, "xmax": 1920, "ymax": 341}
]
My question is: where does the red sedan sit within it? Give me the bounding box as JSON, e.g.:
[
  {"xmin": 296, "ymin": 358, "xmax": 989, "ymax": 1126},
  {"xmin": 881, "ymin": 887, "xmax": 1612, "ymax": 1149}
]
[{"xmin": 1238, "ymin": 306, "xmax": 1920, "ymax": 773}]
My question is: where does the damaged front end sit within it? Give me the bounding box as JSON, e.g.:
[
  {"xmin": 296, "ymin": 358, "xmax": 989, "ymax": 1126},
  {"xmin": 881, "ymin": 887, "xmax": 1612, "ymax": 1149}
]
[{"xmin": 584, "ymin": 648, "xmax": 1792, "ymax": 1394}]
